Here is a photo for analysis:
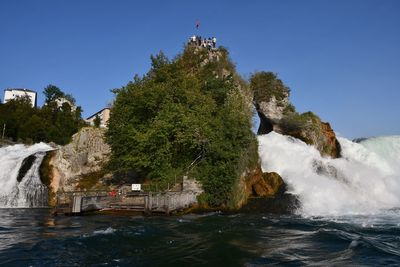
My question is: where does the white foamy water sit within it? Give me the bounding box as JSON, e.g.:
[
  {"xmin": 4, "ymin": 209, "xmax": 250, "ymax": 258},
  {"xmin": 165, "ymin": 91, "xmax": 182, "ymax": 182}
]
[
  {"xmin": 92, "ymin": 227, "xmax": 117, "ymax": 236},
  {"xmin": 0, "ymin": 143, "xmax": 53, "ymax": 208},
  {"xmin": 258, "ymin": 132, "xmax": 400, "ymax": 216}
]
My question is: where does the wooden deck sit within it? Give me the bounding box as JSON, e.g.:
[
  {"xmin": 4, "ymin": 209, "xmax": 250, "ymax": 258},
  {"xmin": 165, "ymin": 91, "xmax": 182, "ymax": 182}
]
[{"xmin": 55, "ymin": 190, "xmax": 198, "ymax": 216}]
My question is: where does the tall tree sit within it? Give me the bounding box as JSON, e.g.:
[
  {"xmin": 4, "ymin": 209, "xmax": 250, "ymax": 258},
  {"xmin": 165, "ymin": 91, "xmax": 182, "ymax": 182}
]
[{"xmin": 43, "ymin": 84, "xmax": 65, "ymax": 104}]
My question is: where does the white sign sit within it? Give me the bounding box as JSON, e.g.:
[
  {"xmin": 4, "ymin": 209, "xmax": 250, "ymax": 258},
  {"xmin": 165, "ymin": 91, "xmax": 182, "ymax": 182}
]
[{"xmin": 131, "ymin": 184, "xmax": 141, "ymax": 191}]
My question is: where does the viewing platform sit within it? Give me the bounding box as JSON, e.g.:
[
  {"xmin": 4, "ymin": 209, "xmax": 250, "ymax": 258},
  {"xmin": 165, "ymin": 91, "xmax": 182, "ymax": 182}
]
[
  {"xmin": 55, "ymin": 177, "xmax": 203, "ymax": 216},
  {"xmin": 187, "ymin": 35, "xmax": 218, "ymax": 51}
]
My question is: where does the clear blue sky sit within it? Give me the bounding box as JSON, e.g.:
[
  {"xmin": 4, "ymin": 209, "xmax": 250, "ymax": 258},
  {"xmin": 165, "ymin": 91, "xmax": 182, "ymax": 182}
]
[{"xmin": 1, "ymin": 0, "xmax": 399, "ymax": 138}]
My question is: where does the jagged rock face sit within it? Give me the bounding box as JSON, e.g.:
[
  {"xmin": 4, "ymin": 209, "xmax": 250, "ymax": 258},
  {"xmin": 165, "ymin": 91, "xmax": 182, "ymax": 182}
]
[
  {"xmin": 257, "ymin": 95, "xmax": 289, "ymax": 126},
  {"xmin": 247, "ymin": 166, "xmax": 284, "ymax": 197},
  {"xmin": 320, "ymin": 122, "xmax": 341, "ymax": 158},
  {"xmin": 255, "ymin": 96, "xmax": 341, "ymax": 158},
  {"xmin": 283, "ymin": 117, "xmax": 341, "ymax": 158},
  {"xmin": 49, "ymin": 127, "xmax": 110, "ymax": 192},
  {"xmin": 251, "ymin": 71, "xmax": 340, "ymax": 158},
  {"xmin": 198, "ymin": 49, "xmax": 222, "ymax": 67},
  {"xmin": 254, "ymin": 172, "xmax": 284, "ymax": 197},
  {"xmin": 233, "ymin": 165, "xmax": 285, "ymax": 208},
  {"xmin": 255, "ymin": 91, "xmax": 290, "ymax": 135},
  {"xmin": 251, "ymin": 71, "xmax": 291, "ymax": 134}
]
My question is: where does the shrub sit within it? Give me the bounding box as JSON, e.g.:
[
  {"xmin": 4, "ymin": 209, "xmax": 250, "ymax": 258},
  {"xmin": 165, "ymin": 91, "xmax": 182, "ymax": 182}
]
[{"xmin": 250, "ymin": 71, "xmax": 290, "ymax": 104}]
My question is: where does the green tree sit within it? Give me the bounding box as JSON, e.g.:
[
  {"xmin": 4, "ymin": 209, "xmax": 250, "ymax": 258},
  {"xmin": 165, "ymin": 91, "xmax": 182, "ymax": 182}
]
[
  {"xmin": 0, "ymin": 86, "xmax": 84, "ymax": 144},
  {"xmin": 106, "ymin": 46, "xmax": 258, "ymax": 206},
  {"xmin": 43, "ymin": 84, "xmax": 65, "ymax": 104},
  {"xmin": 40, "ymin": 85, "xmax": 84, "ymax": 144},
  {"xmin": 0, "ymin": 96, "xmax": 34, "ymax": 141},
  {"xmin": 250, "ymin": 71, "xmax": 291, "ymax": 103},
  {"xmin": 93, "ymin": 115, "xmax": 101, "ymax": 128},
  {"xmin": 19, "ymin": 114, "xmax": 48, "ymax": 143}
]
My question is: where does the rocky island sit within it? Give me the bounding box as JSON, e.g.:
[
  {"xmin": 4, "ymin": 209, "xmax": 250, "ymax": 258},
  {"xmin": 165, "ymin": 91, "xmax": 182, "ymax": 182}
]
[{"xmin": 23, "ymin": 40, "xmax": 341, "ymax": 215}]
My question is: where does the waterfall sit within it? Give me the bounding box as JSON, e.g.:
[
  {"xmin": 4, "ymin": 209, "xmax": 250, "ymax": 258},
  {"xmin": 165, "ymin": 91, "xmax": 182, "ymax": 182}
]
[
  {"xmin": 0, "ymin": 143, "xmax": 53, "ymax": 208},
  {"xmin": 258, "ymin": 132, "xmax": 400, "ymax": 216}
]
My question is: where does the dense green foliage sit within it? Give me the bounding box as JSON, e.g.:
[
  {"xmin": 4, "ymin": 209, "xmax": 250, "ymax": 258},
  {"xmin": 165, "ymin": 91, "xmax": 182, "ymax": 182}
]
[
  {"xmin": 107, "ymin": 46, "xmax": 258, "ymax": 206},
  {"xmin": 93, "ymin": 115, "xmax": 101, "ymax": 128},
  {"xmin": 250, "ymin": 71, "xmax": 291, "ymax": 106},
  {"xmin": 0, "ymin": 85, "xmax": 84, "ymax": 144},
  {"xmin": 280, "ymin": 112, "xmax": 320, "ymax": 133},
  {"xmin": 43, "ymin": 85, "xmax": 75, "ymax": 105}
]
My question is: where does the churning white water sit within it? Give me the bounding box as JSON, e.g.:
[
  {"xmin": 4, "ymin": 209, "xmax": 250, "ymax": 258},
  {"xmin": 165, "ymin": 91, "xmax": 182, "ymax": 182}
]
[
  {"xmin": 258, "ymin": 132, "xmax": 400, "ymax": 216},
  {"xmin": 0, "ymin": 143, "xmax": 53, "ymax": 208}
]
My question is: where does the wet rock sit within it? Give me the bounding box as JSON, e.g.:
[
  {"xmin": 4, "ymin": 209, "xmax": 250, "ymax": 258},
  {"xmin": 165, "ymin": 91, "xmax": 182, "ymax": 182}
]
[
  {"xmin": 241, "ymin": 183, "xmax": 300, "ymax": 214},
  {"xmin": 232, "ymin": 165, "xmax": 285, "ymax": 209}
]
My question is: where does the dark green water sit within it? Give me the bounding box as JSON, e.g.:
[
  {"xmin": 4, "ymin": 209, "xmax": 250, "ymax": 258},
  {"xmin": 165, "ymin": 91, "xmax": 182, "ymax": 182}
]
[{"xmin": 0, "ymin": 209, "xmax": 400, "ymax": 266}]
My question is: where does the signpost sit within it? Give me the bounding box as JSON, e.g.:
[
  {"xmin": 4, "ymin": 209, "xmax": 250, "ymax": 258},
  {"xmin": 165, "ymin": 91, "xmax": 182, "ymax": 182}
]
[{"xmin": 131, "ymin": 184, "xmax": 141, "ymax": 191}]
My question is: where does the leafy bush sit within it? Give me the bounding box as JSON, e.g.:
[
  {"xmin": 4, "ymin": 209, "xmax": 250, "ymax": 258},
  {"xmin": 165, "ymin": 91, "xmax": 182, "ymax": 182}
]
[
  {"xmin": 250, "ymin": 71, "xmax": 290, "ymax": 104},
  {"xmin": 280, "ymin": 112, "xmax": 320, "ymax": 133},
  {"xmin": 93, "ymin": 115, "xmax": 101, "ymax": 128}
]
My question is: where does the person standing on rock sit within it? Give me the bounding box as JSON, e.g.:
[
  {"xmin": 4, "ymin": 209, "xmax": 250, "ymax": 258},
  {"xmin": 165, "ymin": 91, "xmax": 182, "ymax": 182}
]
[{"xmin": 212, "ymin": 37, "xmax": 217, "ymax": 48}]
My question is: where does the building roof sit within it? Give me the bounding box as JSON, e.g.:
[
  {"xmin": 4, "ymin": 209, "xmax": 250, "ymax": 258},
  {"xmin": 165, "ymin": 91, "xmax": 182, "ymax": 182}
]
[
  {"xmin": 4, "ymin": 88, "xmax": 37, "ymax": 94},
  {"xmin": 86, "ymin": 107, "xmax": 111, "ymax": 120}
]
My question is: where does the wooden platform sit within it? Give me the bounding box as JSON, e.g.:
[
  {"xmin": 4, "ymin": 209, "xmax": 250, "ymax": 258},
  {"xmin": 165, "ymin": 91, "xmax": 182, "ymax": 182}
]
[{"xmin": 55, "ymin": 190, "xmax": 198, "ymax": 216}]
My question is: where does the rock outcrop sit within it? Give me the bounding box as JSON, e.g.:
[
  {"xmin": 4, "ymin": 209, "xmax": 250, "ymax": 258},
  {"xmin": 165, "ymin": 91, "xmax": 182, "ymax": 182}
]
[
  {"xmin": 251, "ymin": 71, "xmax": 341, "ymax": 158},
  {"xmin": 49, "ymin": 127, "xmax": 110, "ymax": 193},
  {"xmin": 279, "ymin": 112, "xmax": 341, "ymax": 158},
  {"xmin": 246, "ymin": 166, "xmax": 284, "ymax": 197},
  {"xmin": 255, "ymin": 172, "xmax": 284, "ymax": 197},
  {"xmin": 232, "ymin": 165, "xmax": 285, "ymax": 209}
]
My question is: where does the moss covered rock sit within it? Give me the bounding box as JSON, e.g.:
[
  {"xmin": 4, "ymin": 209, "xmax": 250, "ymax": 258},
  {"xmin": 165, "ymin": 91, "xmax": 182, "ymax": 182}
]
[
  {"xmin": 231, "ymin": 165, "xmax": 285, "ymax": 209},
  {"xmin": 280, "ymin": 112, "xmax": 341, "ymax": 158},
  {"xmin": 251, "ymin": 72, "xmax": 341, "ymax": 158}
]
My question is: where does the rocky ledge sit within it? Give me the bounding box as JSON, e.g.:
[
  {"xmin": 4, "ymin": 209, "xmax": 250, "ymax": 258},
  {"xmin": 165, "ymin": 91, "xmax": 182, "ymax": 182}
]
[
  {"xmin": 252, "ymin": 71, "xmax": 341, "ymax": 158},
  {"xmin": 45, "ymin": 127, "xmax": 110, "ymax": 195}
]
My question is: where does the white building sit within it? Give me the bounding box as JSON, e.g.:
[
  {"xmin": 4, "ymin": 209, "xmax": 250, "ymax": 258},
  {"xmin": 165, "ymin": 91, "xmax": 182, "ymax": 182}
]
[
  {"xmin": 86, "ymin": 108, "xmax": 111, "ymax": 128},
  {"xmin": 3, "ymin": 88, "xmax": 37, "ymax": 108}
]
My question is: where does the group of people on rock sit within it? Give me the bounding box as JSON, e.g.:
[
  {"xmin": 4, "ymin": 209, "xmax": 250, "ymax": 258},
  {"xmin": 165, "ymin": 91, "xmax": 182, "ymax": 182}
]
[{"xmin": 188, "ymin": 35, "xmax": 217, "ymax": 49}]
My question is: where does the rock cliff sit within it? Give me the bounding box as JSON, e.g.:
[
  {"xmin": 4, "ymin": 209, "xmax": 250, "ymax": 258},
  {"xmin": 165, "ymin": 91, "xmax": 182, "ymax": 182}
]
[
  {"xmin": 230, "ymin": 166, "xmax": 285, "ymax": 209},
  {"xmin": 251, "ymin": 71, "xmax": 341, "ymax": 158},
  {"xmin": 246, "ymin": 166, "xmax": 284, "ymax": 198},
  {"xmin": 48, "ymin": 127, "xmax": 110, "ymax": 193}
]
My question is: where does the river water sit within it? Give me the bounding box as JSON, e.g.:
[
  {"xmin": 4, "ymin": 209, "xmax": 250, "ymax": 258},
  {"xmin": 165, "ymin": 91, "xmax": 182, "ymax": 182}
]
[
  {"xmin": 1, "ymin": 134, "xmax": 400, "ymax": 265},
  {"xmin": 1, "ymin": 209, "xmax": 399, "ymax": 266}
]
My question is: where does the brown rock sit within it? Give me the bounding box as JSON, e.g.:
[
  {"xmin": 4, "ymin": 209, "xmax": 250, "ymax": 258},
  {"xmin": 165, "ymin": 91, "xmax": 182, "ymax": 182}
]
[
  {"xmin": 252, "ymin": 171, "xmax": 283, "ymax": 197},
  {"xmin": 288, "ymin": 118, "xmax": 341, "ymax": 158},
  {"xmin": 251, "ymin": 72, "xmax": 341, "ymax": 158},
  {"xmin": 242, "ymin": 165, "xmax": 284, "ymax": 198},
  {"xmin": 321, "ymin": 122, "xmax": 341, "ymax": 158}
]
